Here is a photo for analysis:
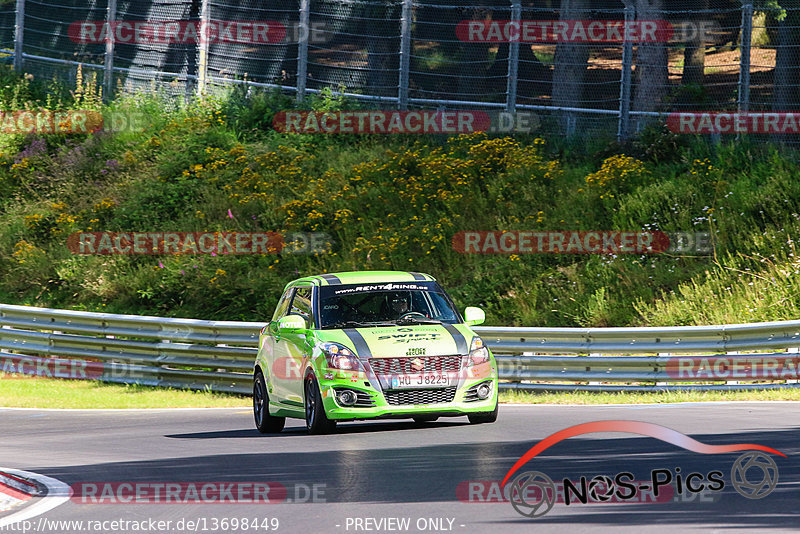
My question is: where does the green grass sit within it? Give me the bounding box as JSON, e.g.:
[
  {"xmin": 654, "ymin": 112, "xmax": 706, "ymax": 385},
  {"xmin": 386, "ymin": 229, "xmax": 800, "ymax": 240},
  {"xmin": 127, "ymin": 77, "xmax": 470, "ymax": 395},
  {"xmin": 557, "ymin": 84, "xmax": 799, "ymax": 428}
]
[
  {"xmin": 636, "ymin": 251, "xmax": 800, "ymax": 325},
  {"xmin": 0, "ymin": 66, "xmax": 800, "ymax": 330},
  {"xmin": 1, "ymin": 377, "xmax": 798, "ymax": 409},
  {"xmin": 0, "ymin": 377, "xmax": 248, "ymax": 409},
  {"xmin": 500, "ymin": 388, "xmax": 800, "ymax": 405}
]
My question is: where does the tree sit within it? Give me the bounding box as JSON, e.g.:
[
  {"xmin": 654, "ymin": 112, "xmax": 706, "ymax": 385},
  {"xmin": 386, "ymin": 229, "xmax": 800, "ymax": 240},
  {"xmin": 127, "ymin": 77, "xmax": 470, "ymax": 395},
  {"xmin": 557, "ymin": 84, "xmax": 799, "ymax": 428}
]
[
  {"xmin": 364, "ymin": 0, "xmax": 401, "ymax": 97},
  {"xmin": 772, "ymin": 0, "xmax": 800, "ymax": 111},
  {"xmin": 681, "ymin": 0, "xmax": 710, "ymax": 86},
  {"xmin": 552, "ymin": 0, "xmax": 591, "ymax": 108},
  {"xmin": 633, "ymin": 0, "xmax": 669, "ymax": 111}
]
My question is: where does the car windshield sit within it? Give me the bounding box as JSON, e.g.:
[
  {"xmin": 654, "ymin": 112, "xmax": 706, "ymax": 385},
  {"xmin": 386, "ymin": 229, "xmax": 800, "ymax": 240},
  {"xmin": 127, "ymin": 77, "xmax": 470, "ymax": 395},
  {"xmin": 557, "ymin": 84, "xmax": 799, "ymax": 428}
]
[{"xmin": 317, "ymin": 281, "xmax": 460, "ymax": 328}]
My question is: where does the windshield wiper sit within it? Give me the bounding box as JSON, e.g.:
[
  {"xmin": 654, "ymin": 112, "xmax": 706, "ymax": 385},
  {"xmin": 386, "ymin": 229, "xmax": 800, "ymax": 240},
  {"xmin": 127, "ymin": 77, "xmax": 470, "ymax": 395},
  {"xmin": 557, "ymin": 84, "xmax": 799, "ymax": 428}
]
[
  {"xmin": 393, "ymin": 317, "xmax": 444, "ymax": 325},
  {"xmin": 324, "ymin": 320, "xmax": 363, "ymax": 329},
  {"xmin": 324, "ymin": 320, "xmax": 396, "ymax": 329}
]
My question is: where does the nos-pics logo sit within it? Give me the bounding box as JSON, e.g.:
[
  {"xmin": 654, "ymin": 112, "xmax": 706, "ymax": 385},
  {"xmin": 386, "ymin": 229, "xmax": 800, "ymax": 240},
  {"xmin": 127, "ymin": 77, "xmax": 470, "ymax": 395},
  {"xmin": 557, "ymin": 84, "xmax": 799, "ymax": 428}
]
[{"xmin": 502, "ymin": 420, "xmax": 783, "ymax": 519}]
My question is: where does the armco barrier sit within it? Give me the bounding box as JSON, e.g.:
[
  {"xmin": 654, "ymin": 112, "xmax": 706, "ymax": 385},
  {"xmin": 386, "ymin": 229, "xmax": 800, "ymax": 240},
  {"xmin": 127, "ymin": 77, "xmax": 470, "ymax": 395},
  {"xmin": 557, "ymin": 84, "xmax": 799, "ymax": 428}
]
[
  {"xmin": 0, "ymin": 304, "xmax": 261, "ymax": 395},
  {"xmin": 1, "ymin": 304, "xmax": 799, "ymax": 393}
]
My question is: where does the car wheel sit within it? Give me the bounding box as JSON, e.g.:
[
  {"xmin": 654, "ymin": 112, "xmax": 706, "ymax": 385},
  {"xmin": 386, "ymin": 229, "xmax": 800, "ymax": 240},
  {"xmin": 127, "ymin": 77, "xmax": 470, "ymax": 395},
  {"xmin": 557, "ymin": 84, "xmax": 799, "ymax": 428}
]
[
  {"xmin": 254, "ymin": 371, "xmax": 286, "ymax": 433},
  {"xmin": 413, "ymin": 416, "xmax": 439, "ymax": 424},
  {"xmin": 304, "ymin": 374, "xmax": 337, "ymax": 435},
  {"xmin": 467, "ymin": 400, "xmax": 498, "ymax": 424}
]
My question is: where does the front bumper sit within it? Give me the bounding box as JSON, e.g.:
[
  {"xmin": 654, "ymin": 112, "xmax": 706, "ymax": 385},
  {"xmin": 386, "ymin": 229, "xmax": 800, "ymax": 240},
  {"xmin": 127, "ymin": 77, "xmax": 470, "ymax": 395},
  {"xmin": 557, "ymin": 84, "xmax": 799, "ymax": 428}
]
[{"xmin": 317, "ymin": 366, "xmax": 498, "ymax": 420}]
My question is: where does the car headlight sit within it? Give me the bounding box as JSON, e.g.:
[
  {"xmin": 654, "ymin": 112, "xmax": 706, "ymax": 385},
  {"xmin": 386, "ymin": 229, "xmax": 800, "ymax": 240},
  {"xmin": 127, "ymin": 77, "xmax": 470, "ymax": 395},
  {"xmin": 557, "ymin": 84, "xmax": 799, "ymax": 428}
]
[
  {"xmin": 467, "ymin": 336, "xmax": 490, "ymax": 366},
  {"xmin": 321, "ymin": 342, "xmax": 362, "ymax": 371}
]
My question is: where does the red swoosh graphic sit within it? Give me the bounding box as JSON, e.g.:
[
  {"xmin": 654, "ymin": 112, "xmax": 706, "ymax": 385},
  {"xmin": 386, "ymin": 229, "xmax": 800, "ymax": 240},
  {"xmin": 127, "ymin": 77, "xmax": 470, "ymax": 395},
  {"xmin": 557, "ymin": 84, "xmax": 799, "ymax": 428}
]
[{"xmin": 501, "ymin": 420, "xmax": 785, "ymax": 487}]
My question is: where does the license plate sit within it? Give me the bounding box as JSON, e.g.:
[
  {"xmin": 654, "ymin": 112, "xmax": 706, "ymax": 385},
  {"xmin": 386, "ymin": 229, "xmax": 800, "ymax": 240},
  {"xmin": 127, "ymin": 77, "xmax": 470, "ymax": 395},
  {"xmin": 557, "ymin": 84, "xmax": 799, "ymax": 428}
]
[{"xmin": 388, "ymin": 374, "xmax": 453, "ymax": 389}]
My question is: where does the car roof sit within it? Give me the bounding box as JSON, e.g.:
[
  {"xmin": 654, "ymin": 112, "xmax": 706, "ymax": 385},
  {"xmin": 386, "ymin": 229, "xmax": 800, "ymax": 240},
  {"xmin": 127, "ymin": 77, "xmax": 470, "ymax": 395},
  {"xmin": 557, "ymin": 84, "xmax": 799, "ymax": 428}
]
[{"xmin": 286, "ymin": 271, "xmax": 436, "ymax": 288}]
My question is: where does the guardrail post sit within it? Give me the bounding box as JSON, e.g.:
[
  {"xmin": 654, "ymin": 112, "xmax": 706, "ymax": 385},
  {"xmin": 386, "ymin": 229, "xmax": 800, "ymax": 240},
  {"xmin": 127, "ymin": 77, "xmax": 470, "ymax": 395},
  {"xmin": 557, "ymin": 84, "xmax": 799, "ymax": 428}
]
[
  {"xmin": 656, "ymin": 352, "xmax": 670, "ymax": 385},
  {"xmin": 738, "ymin": 1, "xmax": 753, "ymax": 115},
  {"xmin": 103, "ymin": 0, "xmax": 117, "ymax": 102},
  {"xmin": 787, "ymin": 347, "xmax": 799, "ymax": 384},
  {"xmin": 13, "ymin": 0, "xmax": 24, "ymax": 72},
  {"xmin": 505, "ymin": 0, "xmax": 521, "ymax": 113},
  {"xmin": 725, "ymin": 350, "xmax": 740, "ymax": 386},
  {"xmin": 296, "ymin": 0, "xmax": 310, "ymax": 103},
  {"xmin": 398, "ymin": 0, "xmax": 412, "ymax": 110},
  {"xmin": 197, "ymin": 0, "xmax": 210, "ymax": 96},
  {"xmin": 587, "ymin": 353, "xmax": 601, "ymax": 386},
  {"xmin": 617, "ymin": 1, "xmax": 634, "ymax": 141}
]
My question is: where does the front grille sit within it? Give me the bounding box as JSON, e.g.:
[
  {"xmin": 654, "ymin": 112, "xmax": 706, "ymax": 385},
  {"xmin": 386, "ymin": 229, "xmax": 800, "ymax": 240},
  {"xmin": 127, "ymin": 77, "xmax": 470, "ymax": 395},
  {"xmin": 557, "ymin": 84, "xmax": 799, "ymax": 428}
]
[
  {"xmin": 332, "ymin": 388, "xmax": 376, "ymax": 408},
  {"xmin": 383, "ymin": 387, "xmax": 457, "ymax": 406},
  {"xmin": 369, "ymin": 355, "xmax": 463, "ymax": 375}
]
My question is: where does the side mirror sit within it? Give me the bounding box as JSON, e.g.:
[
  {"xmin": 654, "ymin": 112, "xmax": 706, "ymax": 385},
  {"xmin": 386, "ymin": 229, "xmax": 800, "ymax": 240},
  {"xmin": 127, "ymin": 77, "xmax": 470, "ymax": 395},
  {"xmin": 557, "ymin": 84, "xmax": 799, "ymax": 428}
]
[
  {"xmin": 278, "ymin": 315, "xmax": 307, "ymax": 333},
  {"xmin": 463, "ymin": 306, "xmax": 485, "ymax": 326}
]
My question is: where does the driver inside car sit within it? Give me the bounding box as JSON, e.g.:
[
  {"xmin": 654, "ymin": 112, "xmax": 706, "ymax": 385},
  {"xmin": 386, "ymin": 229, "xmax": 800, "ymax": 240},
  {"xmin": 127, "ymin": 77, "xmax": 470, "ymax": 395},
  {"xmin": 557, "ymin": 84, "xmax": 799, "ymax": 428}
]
[
  {"xmin": 389, "ymin": 292, "xmax": 431, "ymax": 319},
  {"xmin": 390, "ymin": 294, "xmax": 411, "ymax": 317}
]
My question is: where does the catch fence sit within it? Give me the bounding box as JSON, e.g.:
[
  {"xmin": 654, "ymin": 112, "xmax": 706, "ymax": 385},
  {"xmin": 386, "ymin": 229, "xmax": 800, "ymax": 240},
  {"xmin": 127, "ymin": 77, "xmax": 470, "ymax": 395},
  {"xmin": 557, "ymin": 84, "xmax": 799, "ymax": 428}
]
[{"xmin": 0, "ymin": 0, "xmax": 795, "ymax": 140}]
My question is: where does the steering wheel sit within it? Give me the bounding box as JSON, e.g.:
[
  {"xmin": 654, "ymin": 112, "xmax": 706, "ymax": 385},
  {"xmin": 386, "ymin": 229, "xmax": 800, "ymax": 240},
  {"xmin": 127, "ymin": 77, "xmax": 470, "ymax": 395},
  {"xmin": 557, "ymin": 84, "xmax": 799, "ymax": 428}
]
[{"xmin": 399, "ymin": 311, "xmax": 427, "ymax": 320}]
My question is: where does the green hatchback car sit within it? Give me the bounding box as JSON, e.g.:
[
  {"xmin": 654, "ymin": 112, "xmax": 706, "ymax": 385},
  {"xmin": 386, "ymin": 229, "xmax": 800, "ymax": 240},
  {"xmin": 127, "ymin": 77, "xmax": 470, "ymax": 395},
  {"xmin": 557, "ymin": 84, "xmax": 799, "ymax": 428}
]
[{"xmin": 253, "ymin": 271, "xmax": 498, "ymax": 434}]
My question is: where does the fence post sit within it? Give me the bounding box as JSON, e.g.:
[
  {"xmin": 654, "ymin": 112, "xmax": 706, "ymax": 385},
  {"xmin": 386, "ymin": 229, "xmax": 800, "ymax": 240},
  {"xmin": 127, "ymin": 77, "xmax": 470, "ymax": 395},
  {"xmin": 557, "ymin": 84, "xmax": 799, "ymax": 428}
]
[
  {"xmin": 566, "ymin": 113, "xmax": 576, "ymax": 136},
  {"xmin": 103, "ymin": 0, "xmax": 117, "ymax": 102},
  {"xmin": 505, "ymin": 0, "xmax": 521, "ymax": 112},
  {"xmin": 617, "ymin": 1, "xmax": 634, "ymax": 142},
  {"xmin": 738, "ymin": 1, "xmax": 753, "ymax": 114},
  {"xmin": 398, "ymin": 0, "xmax": 412, "ymax": 110},
  {"xmin": 197, "ymin": 0, "xmax": 210, "ymax": 96},
  {"xmin": 13, "ymin": 0, "xmax": 24, "ymax": 72},
  {"xmin": 296, "ymin": 0, "xmax": 310, "ymax": 103}
]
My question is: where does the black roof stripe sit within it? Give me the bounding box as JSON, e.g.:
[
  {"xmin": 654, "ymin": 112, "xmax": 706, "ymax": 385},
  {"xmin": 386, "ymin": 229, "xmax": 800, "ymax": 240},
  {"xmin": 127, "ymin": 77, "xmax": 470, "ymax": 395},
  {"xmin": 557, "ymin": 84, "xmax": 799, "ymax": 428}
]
[
  {"xmin": 318, "ymin": 274, "xmax": 342, "ymax": 285},
  {"xmin": 342, "ymin": 328, "xmax": 372, "ymax": 359},
  {"xmin": 441, "ymin": 323, "xmax": 469, "ymax": 355},
  {"xmin": 408, "ymin": 272, "xmax": 427, "ymax": 281}
]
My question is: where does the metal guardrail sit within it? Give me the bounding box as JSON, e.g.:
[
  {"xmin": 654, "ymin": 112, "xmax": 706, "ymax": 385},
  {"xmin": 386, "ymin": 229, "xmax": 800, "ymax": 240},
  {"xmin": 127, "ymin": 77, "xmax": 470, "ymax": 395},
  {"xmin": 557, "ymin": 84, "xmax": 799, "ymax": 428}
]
[
  {"xmin": 0, "ymin": 304, "xmax": 261, "ymax": 395},
  {"xmin": 1, "ymin": 304, "xmax": 799, "ymax": 394},
  {"xmin": 476, "ymin": 323, "xmax": 800, "ymax": 392}
]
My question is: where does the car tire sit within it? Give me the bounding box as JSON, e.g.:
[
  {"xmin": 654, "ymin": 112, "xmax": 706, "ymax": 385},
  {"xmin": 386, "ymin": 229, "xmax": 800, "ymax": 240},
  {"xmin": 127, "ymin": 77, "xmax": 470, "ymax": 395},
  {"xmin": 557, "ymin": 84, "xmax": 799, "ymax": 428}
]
[
  {"xmin": 253, "ymin": 371, "xmax": 286, "ymax": 433},
  {"xmin": 467, "ymin": 399, "xmax": 498, "ymax": 424},
  {"xmin": 305, "ymin": 374, "xmax": 337, "ymax": 435},
  {"xmin": 413, "ymin": 416, "xmax": 439, "ymax": 424}
]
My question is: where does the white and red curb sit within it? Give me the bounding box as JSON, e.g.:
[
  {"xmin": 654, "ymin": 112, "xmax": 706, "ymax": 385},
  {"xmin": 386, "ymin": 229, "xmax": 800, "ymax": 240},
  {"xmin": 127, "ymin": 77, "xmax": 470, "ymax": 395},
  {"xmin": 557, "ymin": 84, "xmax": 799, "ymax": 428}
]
[
  {"xmin": 0, "ymin": 471, "xmax": 39, "ymax": 512},
  {"xmin": 0, "ymin": 469, "xmax": 70, "ymax": 527}
]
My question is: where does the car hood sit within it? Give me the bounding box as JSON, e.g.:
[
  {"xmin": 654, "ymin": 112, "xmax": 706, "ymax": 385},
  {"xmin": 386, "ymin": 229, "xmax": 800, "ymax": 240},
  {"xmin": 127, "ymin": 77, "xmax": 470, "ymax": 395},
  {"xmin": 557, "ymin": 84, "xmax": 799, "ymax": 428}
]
[{"xmin": 320, "ymin": 323, "xmax": 472, "ymax": 359}]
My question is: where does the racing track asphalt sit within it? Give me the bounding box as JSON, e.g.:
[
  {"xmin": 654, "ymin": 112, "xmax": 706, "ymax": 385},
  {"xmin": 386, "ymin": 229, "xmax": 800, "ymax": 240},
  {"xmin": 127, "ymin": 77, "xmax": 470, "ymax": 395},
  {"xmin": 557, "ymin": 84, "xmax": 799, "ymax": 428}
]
[{"xmin": 0, "ymin": 403, "xmax": 797, "ymax": 533}]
